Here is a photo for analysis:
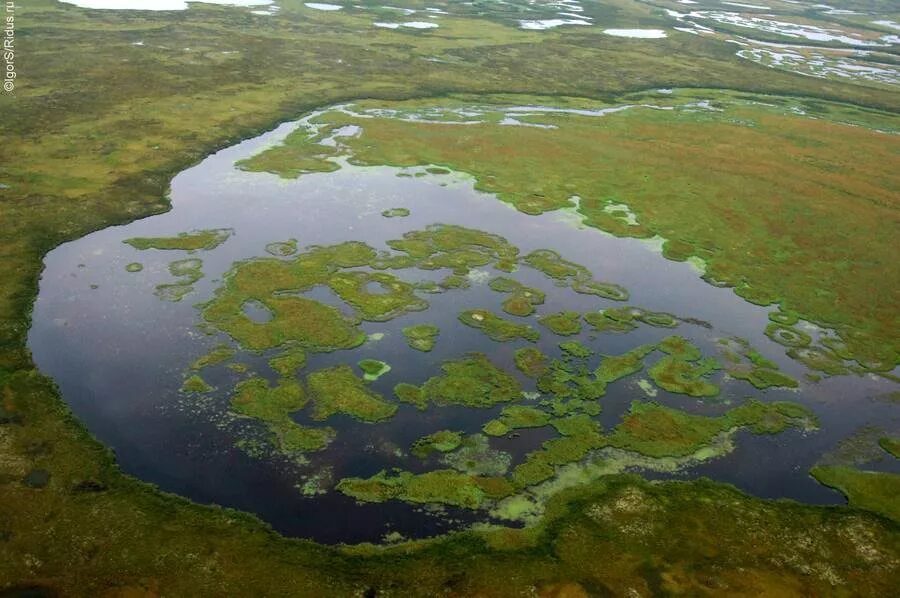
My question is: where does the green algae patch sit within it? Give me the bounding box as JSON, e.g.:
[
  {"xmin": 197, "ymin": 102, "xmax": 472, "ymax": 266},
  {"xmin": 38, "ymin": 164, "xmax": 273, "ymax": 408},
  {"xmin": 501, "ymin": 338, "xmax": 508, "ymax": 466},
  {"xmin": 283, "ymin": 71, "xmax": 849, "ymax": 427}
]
[
  {"xmin": 811, "ymin": 466, "xmax": 900, "ymax": 523},
  {"xmin": 595, "ymin": 344, "xmax": 656, "ymax": 384},
  {"xmin": 538, "ymin": 311, "xmax": 582, "ymax": 336},
  {"xmin": 420, "ymin": 353, "xmax": 521, "ymax": 408},
  {"xmin": 402, "ymin": 324, "xmax": 439, "ymax": 352},
  {"xmin": 191, "ymin": 345, "xmax": 235, "ymax": 370},
  {"xmin": 765, "ymin": 323, "xmax": 812, "ymax": 348},
  {"xmin": 515, "ymin": 347, "xmax": 548, "ymax": 378},
  {"xmin": 381, "ymin": 207, "xmax": 410, "ymax": 218},
  {"xmin": 459, "ymin": 309, "xmax": 539, "ymax": 343},
  {"xmin": 879, "ymin": 437, "xmax": 900, "ymax": 459},
  {"xmin": 231, "ymin": 376, "xmax": 333, "ymax": 454},
  {"xmin": 336, "ymin": 469, "xmax": 500, "ymax": 509},
  {"xmin": 181, "ymin": 374, "xmax": 213, "ymax": 394},
  {"xmin": 327, "ymin": 271, "xmax": 427, "ymax": 322},
  {"xmin": 411, "ymin": 430, "xmax": 464, "ymax": 458},
  {"xmin": 358, "ymin": 359, "xmax": 391, "ymax": 382},
  {"xmin": 268, "ymin": 347, "xmax": 307, "ymax": 377},
  {"xmin": 649, "ymin": 356, "xmax": 721, "ymax": 398},
  {"xmin": 124, "ymin": 229, "xmax": 232, "ymax": 251},
  {"xmin": 125, "ymin": 262, "xmax": 143, "ymax": 273},
  {"xmin": 443, "ymin": 434, "xmax": 512, "ymax": 477},
  {"xmin": 307, "ymin": 365, "xmax": 397, "ymax": 423}
]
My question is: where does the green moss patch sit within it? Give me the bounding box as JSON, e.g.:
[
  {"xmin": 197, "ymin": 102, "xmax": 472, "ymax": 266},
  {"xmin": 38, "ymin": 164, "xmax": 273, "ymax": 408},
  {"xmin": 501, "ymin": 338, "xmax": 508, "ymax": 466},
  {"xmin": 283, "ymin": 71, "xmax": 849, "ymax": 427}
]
[
  {"xmin": 328, "ymin": 271, "xmax": 427, "ymax": 322},
  {"xmin": 559, "ymin": 341, "xmax": 593, "ymax": 359},
  {"xmin": 609, "ymin": 400, "xmax": 815, "ymax": 459},
  {"xmin": 523, "ymin": 249, "xmax": 589, "ymax": 284},
  {"xmin": 648, "ymin": 356, "xmax": 721, "ymax": 398},
  {"xmin": 879, "ymin": 437, "xmax": 900, "ymax": 459},
  {"xmin": 787, "ymin": 347, "xmax": 848, "ymax": 376},
  {"xmin": 657, "ymin": 336, "xmax": 701, "ymax": 361},
  {"xmin": 124, "ymin": 229, "xmax": 232, "ymax": 251},
  {"xmin": 265, "ymin": 239, "xmax": 298, "ymax": 257},
  {"xmin": 459, "ymin": 309, "xmax": 539, "ymax": 343},
  {"xmin": 419, "ymin": 353, "xmax": 522, "ymax": 408},
  {"xmin": 765, "ymin": 323, "xmax": 812, "ymax": 348},
  {"xmin": 635, "ymin": 310, "xmax": 679, "ymax": 328},
  {"xmin": 268, "ymin": 347, "xmax": 307, "ymax": 377},
  {"xmin": 387, "ymin": 224, "xmax": 519, "ymax": 276},
  {"xmin": 402, "ymin": 324, "xmax": 439, "ymax": 352},
  {"xmin": 336, "ymin": 469, "xmax": 508, "ymax": 509},
  {"xmin": 393, "ymin": 382, "xmax": 426, "ymax": 410},
  {"xmin": 571, "ymin": 280, "xmax": 629, "ymax": 302},
  {"xmin": 729, "ymin": 368, "xmax": 799, "ymax": 390},
  {"xmin": 411, "ymin": 430, "xmax": 464, "ymax": 458},
  {"xmin": 538, "ymin": 311, "xmax": 582, "ymax": 336},
  {"xmin": 537, "ymin": 358, "xmax": 606, "ymax": 413},
  {"xmin": 512, "ymin": 416, "xmax": 606, "ymax": 488},
  {"xmin": 231, "ymin": 377, "xmax": 333, "ymax": 454},
  {"xmin": 236, "ymin": 126, "xmax": 340, "ymax": 177},
  {"xmin": 125, "ymin": 262, "xmax": 143, "ymax": 273},
  {"xmin": 381, "ymin": 207, "xmax": 410, "ymax": 218},
  {"xmin": 583, "ymin": 311, "xmax": 638, "ymax": 334},
  {"xmin": 307, "ymin": 365, "xmax": 397, "ymax": 423},
  {"xmin": 181, "ymin": 374, "xmax": 213, "ymax": 394},
  {"xmin": 442, "ymin": 434, "xmax": 512, "ymax": 477},
  {"xmin": 358, "ymin": 359, "xmax": 391, "ymax": 382},
  {"xmin": 514, "ymin": 347, "xmax": 548, "ymax": 378},
  {"xmin": 489, "ymin": 276, "xmax": 545, "ymax": 317},
  {"xmin": 595, "ymin": 344, "xmax": 656, "ymax": 384},
  {"xmin": 811, "ymin": 466, "xmax": 900, "ymax": 523},
  {"xmin": 203, "ymin": 292, "xmax": 365, "ymax": 353},
  {"xmin": 191, "ymin": 345, "xmax": 236, "ymax": 370}
]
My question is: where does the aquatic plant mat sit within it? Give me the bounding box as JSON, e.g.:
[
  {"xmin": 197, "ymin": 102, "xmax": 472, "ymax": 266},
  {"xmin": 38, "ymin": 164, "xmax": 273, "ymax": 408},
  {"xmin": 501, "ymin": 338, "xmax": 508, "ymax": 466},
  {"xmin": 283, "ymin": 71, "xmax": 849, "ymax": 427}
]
[{"xmin": 26, "ymin": 90, "xmax": 900, "ymax": 550}]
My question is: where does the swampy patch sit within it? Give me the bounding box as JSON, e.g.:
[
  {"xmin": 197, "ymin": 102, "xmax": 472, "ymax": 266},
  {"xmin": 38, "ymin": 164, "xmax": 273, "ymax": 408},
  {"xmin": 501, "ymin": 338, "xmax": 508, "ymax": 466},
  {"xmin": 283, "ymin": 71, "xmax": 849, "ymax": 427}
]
[{"xmin": 29, "ymin": 93, "xmax": 899, "ymax": 543}]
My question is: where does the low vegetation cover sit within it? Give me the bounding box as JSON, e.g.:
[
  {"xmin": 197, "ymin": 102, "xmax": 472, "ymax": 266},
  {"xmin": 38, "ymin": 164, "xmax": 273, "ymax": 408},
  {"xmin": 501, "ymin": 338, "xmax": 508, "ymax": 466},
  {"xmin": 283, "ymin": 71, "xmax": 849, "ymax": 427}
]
[{"xmin": 2, "ymin": 0, "xmax": 899, "ymax": 593}]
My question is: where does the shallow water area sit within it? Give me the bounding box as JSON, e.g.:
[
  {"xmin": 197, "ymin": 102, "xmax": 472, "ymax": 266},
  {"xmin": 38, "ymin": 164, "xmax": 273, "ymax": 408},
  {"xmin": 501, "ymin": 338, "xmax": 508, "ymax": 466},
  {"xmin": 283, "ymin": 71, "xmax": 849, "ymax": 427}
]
[{"xmin": 29, "ymin": 103, "xmax": 899, "ymax": 543}]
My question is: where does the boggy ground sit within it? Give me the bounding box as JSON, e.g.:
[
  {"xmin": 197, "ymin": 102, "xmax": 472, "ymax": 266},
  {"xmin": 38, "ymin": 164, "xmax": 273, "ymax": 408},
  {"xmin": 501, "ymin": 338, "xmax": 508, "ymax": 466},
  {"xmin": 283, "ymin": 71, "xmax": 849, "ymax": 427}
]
[
  {"xmin": 243, "ymin": 91, "xmax": 900, "ymax": 371},
  {"xmin": 2, "ymin": 0, "xmax": 899, "ymax": 594}
]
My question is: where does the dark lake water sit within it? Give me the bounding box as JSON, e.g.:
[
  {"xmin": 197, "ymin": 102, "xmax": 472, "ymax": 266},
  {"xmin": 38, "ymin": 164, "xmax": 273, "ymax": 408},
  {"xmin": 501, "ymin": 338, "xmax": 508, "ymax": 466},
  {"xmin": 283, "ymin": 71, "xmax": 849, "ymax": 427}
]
[{"xmin": 28, "ymin": 114, "xmax": 900, "ymax": 544}]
